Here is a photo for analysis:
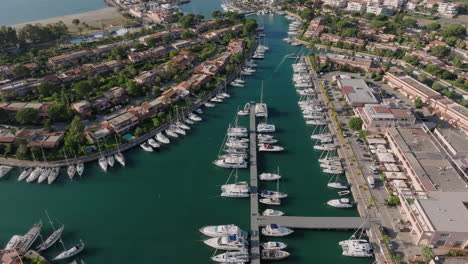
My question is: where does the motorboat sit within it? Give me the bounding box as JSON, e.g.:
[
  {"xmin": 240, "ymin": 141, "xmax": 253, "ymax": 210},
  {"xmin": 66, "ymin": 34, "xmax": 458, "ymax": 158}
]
[
  {"xmin": 195, "ymin": 108, "xmax": 203, "ymax": 114},
  {"xmin": 234, "ymin": 78, "xmax": 245, "ymax": 83},
  {"xmin": 219, "ymin": 153, "xmax": 248, "ymax": 160},
  {"xmin": 226, "ymin": 142, "xmax": 248, "ymax": 149},
  {"xmin": 257, "ymin": 123, "xmax": 275, "ymax": 133},
  {"xmin": 26, "ymin": 167, "xmax": 42, "ymax": 183},
  {"xmin": 185, "ymin": 118, "xmax": 194, "ymax": 125},
  {"xmin": 323, "ymin": 168, "xmax": 344, "ymax": 174},
  {"xmin": 327, "ymin": 198, "xmax": 353, "ymax": 208},
  {"xmin": 36, "ymin": 225, "xmax": 64, "ymax": 252},
  {"xmin": 156, "ymin": 132, "xmax": 170, "ymax": 144},
  {"xmin": 67, "ymin": 165, "xmax": 76, "ymax": 180},
  {"xmin": 261, "ymin": 249, "xmax": 290, "ymax": 260},
  {"xmin": 211, "ymin": 251, "xmax": 250, "ymax": 263},
  {"xmin": 260, "ymin": 197, "xmax": 281, "ymax": 205},
  {"xmin": 204, "ymin": 235, "xmax": 249, "ymax": 251},
  {"xmin": 262, "ymin": 224, "xmax": 293, "ymax": 237},
  {"xmin": 257, "ymin": 134, "xmax": 274, "ymax": 140},
  {"xmin": 5, "ymin": 235, "xmax": 22, "ymax": 250},
  {"xmin": 237, "ymin": 103, "xmax": 250, "ymax": 116},
  {"xmin": 319, "ymin": 156, "xmax": 340, "ymax": 163},
  {"xmin": 259, "ymin": 144, "xmax": 284, "ymax": 152},
  {"xmin": 240, "ymin": 70, "xmax": 252, "ymax": 75},
  {"xmin": 115, "ymin": 152, "xmax": 126, "ymax": 167},
  {"xmin": 18, "ymin": 168, "xmax": 33, "ymax": 182},
  {"xmin": 231, "ymin": 81, "xmax": 244, "ymax": 87},
  {"xmin": 306, "ymin": 120, "xmax": 327, "ymax": 126},
  {"xmin": 338, "ymin": 190, "xmax": 351, "ymax": 196},
  {"xmin": 0, "ymin": 165, "xmax": 12, "ymax": 178},
  {"xmin": 227, "ymin": 137, "xmax": 249, "ymax": 143},
  {"xmin": 311, "ymin": 133, "xmax": 332, "ymax": 140},
  {"xmin": 53, "ymin": 241, "xmax": 85, "ymax": 260},
  {"xmin": 339, "ymin": 239, "xmax": 374, "ymax": 257},
  {"xmin": 199, "ymin": 225, "xmax": 248, "ymax": 239},
  {"xmin": 213, "ymin": 157, "xmax": 248, "ymax": 169},
  {"xmin": 262, "ymin": 209, "xmax": 284, "ymax": 216},
  {"xmin": 98, "ymin": 157, "xmax": 108, "ymax": 172},
  {"xmin": 148, "ymin": 139, "xmax": 160, "ymax": 149},
  {"xmin": 224, "ymin": 148, "xmax": 247, "ymax": 155},
  {"xmin": 221, "ymin": 182, "xmax": 250, "ymax": 198},
  {"xmin": 176, "ymin": 121, "xmax": 190, "ymax": 130},
  {"xmin": 258, "ymin": 137, "xmax": 277, "ymax": 144},
  {"xmin": 107, "ymin": 155, "xmax": 115, "ymax": 167},
  {"xmin": 189, "ymin": 113, "xmax": 202, "ymax": 122},
  {"xmin": 76, "ymin": 163, "xmax": 84, "ymax": 176},
  {"xmin": 140, "ymin": 143, "xmax": 154, "ymax": 152},
  {"xmin": 220, "ymin": 92, "xmax": 230, "ymax": 98},
  {"xmin": 260, "ymin": 190, "xmax": 288, "ymax": 199},
  {"xmin": 320, "ymin": 161, "xmax": 341, "ymax": 168},
  {"xmin": 227, "ymin": 127, "xmax": 248, "ymax": 137},
  {"xmin": 327, "ymin": 182, "xmax": 349, "ymax": 189},
  {"xmin": 204, "ymin": 102, "xmax": 215, "ymax": 107},
  {"xmin": 314, "ymin": 144, "xmax": 336, "ymax": 151},
  {"xmin": 165, "ymin": 128, "xmax": 179, "ymax": 138},
  {"xmin": 170, "ymin": 125, "xmax": 186, "ymax": 135},
  {"xmin": 47, "ymin": 167, "xmax": 60, "ymax": 184},
  {"xmin": 38, "ymin": 168, "xmax": 50, "ymax": 183},
  {"xmin": 211, "ymin": 96, "xmax": 223, "ymax": 103},
  {"xmin": 259, "ymin": 172, "xmax": 281, "ymax": 181}
]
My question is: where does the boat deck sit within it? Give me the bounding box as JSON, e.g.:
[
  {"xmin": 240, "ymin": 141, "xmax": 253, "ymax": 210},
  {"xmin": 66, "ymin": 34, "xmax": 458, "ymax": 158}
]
[{"xmin": 249, "ymin": 104, "xmax": 261, "ymax": 264}]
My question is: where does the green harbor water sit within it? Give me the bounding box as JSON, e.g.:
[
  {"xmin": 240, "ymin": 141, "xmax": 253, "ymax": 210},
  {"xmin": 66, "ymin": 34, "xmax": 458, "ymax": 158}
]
[{"xmin": 1, "ymin": 6, "xmax": 374, "ymax": 264}]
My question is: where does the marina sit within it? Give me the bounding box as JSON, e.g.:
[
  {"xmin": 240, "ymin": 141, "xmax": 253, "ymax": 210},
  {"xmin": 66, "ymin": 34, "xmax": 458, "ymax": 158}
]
[{"xmin": 1, "ymin": 12, "xmax": 373, "ymax": 264}]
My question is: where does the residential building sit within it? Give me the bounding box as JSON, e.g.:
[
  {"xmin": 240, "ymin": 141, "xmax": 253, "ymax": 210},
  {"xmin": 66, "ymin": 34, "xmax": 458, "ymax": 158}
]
[
  {"xmin": 383, "ymin": 0, "xmax": 402, "ymax": 8},
  {"xmin": 134, "ymin": 70, "xmax": 158, "ymax": 84},
  {"xmin": 438, "ymin": 2, "xmax": 458, "ymax": 18},
  {"xmin": 356, "ymin": 104, "xmax": 416, "ymax": 132},
  {"xmin": 192, "ymin": 20, "xmax": 217, "ymax": 33},
  {"xmin": 16, "ymin": 129, "xmax": 65, "ymax": 148},
  {"xmin": 171, "ymin": 39, "xmax": 202, "ymax": 50},
  {"xmin": 227, "ymin": 38, "xmax": 245, "ymax": 54},
  {"xmin": 71, "ymin": 100, "xmax": 92, "ymax": 116},
  {"xmin": 304, "ymin": 17, "xmax": 325, "ymax": 38},
  {"xmin": 193, "ymin": 52, "xmax": 231, "ymax": 76},
  {"xmin": 48, "ymin": 50, "xmax": 93, "ymax": 67},
  {"xmin": 347, "ymin": 1, "xmax": 367, "ymax": 12},
  {"xmin": 0, "ymin": 79, "xmax": 41, "ymax": 96},
  {"xmin": 128, "ymin": 46, "xmax": 168, "ymax": 63},
  {"xmin": 319, "ymin": 53, "xmax": 376, "ymax": 72},
  {"xmin": 0, "ymin": 249, "xmax": 22, "ymax": 264},
  {"xmin": 101, "ymin": 112, "xmax": 139, "ymax": 134},
  {"xmin": 323, "ymin": 0, "xmax": 347, "ymax": 7},
  {"xmin": 366, "ymin": 4, "xmax": 392, "ymax": 15},
  {"xmin": 337, "ymin": 77, "xmax": 379, "ymax": 107},
  {"xmin": 0, "ymin": 102, "xmax": 52, "ymax": 117},
  {"xmin": 103, "ymin": 87, "xmax": 128, "ymax": 104},
  {"xmin": 0, "ymin": 130, "xmax": 16, "ymax": 143},
  {"xmin": 127, "ymin": 98, "xmax": 163, "ymax": 121}
]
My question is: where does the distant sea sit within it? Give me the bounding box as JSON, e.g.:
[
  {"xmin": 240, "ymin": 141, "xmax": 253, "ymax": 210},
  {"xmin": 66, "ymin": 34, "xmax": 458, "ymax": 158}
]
[{"xmin": 0, "ymin": 0, "xmax": 107, "ymax": 26}]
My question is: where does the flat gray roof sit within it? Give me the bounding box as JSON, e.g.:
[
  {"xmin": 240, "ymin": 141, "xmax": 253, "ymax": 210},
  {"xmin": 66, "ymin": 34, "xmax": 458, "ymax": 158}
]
[
  {"xmin": 418, "ymin": 191, "xmax": 468, "ymax": 233},
  {"xmin": 339, "ymin": 78, "xmax": 379, "ymax": 104},
  {"xmin": 400, "ymin": 76, "xmax": 440, "ymax": 97}
]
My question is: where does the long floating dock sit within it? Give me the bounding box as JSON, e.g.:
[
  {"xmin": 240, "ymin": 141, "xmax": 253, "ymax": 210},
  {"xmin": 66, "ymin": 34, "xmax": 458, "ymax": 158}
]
[
  {"xmin": 249, "ymin": 104, "xmax": 261, "ymax": 264},
  {"xmin": 257, "ymin": 216, "xmax": 369, "ymax": 230}
]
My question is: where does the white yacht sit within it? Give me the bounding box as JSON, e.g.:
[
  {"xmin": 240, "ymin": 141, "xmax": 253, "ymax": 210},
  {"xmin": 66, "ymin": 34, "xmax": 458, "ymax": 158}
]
[
  {"xmin": 186, "ymin": 119, "xmax": 195, "ymax": 126},
  {"xmin": 98, "ymin": 157, "xmax": 108, "ymax": 172},
  {"xmin": 261, "ymin": 241, "xmax": 287, "ymax": 250},
  {"xmin": 213, "ymin": 157, "xmax": 248, "ymax": 169},
  {"xmin": 231, "ymin": 81, "xmax": 244, "ymax": 87},
  {"xmin": 260, "ymin": 190, "xmax": 288, "ymax": 199},
  {"xmin": 262, "ymin": 224, "xmax": 293, "ymax": 237},
  {"xmin": 107, "ymin": 155, "xmax": 115, "ymax": 167},
  {"xmin": 260, "ymin": 197, "xmax": 281, "ymax": 205},
  {"xmin": 237, "ymin": 103, "xmax": 250, "ymax": 116},
  {"xmin": 26, "ymin": 167, "xmax": 42, "ymax": 183},
  {"xmin": 314, "ymin": 144, "xmax": 336, "ymax": 151},
  {"xmin": 170, "ymin": 125, "xmax": 186, "ymax": 135},
  {"xmin": 176, "ymin": 121, "xmax": 190, "ymax": 130},
  {"xmin": 188, "ymin": 113, "xmax": 202, "ymax": 122},
  {"xmin": 339, "ymin": 239, "xmax": 374, "ymax": 257},
  {"xmin": 221, "ymin": 182, "xmax": 250, "ymax": 198},
  {"xmin": 47, "ymin": 167, "xmax": 60, "ymax": 184},
  {"xmin": 306, "ymin": 120, "xmax": 327, "ymax": 126},
  {"xmin": 262, "ymin": 209, "xmax": 284, "ymax": 216},
  {"xmin": 5, "ymin": 235, "xmax": 22, "ymax": 250},
  {"xmin": 219, "ymin": 153, "xmax": 248, "ymax": 160},
  {"xmin": 227, "ymin": 137, "xmax": 249, "ymax": 143},
  {"xmin": 36, "ymin": 225, "xmax": 64, "ymax": 251},
  {"xmin": 323, "ymin": 168, "xmax": 344, "ymax": 174},
  {"xmin": 0, "ymin": 166, "xmax": 12, "ymax": 178},
  {"xmin": 311, "ymin": 133, "xmax": 332, "ymax": 140},
  {"xmin": 211, "ymin": 96, "xmax": 223, "ymax": 103},
  {"xmin": 327, "ymin": 182, "xmax": 349, "ymax": 189},
  {"xmin": 204, "ymin": 235, "xmax": 249, "ymax": 251},
  {"xmin": 259, "ymin": 172, "xmax": 281, "ymax": 181},
  {"xmin": 261, "ymin": 249, "xmax": 290, "ymax": 260},
  {"xmin": 115, "ymin": 152, "xmax": 126, "ymax": 167},
  {"xmin": 76, "ymin": 163, "xmax": 84, "ymax": 177},
  {"xmin": 156, "ymin": 132, "xmax": 170, "ymax": 144},
  {"xmin": 37, "ymin": 168, "xmax": 50, "ymax": 183},
  {"xmin": 53, "ymin": 241, "xmax": 85, "ymax": 260},
  {"xmin": 199, "ymin": 225, "xmax": 248, "ymax": 238},
  {"xmin": 226, "ymin": 142, "xmax": 249, "ymax": 149},
  {"xmin": 18, "ymin": 168, "xmax": 33, "ymax": 182},
  {"xmin": 165, "ymin": 128, "xmax": 179, "ymax": 138},
  {"xmin": 257, "ymin": 123, "xmax": 275, "ymax": 133},
  {"xmin": 327, "ymin": 198, "xmax": 353, "ymax": 208},
  {"xmin": 220, "ymin": 92, "xmax": 230, "ymax": 98},
  {"xmin": 259, "ymin": 144, "xmax": 284, "ymax": 152},
  {"xmin": 140, "ymin": 143, "xmax": 154, "ymax": 152},
  {"xmin": 211, "ymin": 251, "xmax": 250, "ymax": 263},
  {"xmin": 67, "ymin": 165, "xmax": 76, "ymax": 180},
  {"xmin": 227, "ymin": 127, "xmax": 248, "ymax": 137},
  {"xmin": 148, "ymin": 139, "xmax": 160, "ymax": 149},
  {"xmin": 204, "ymin": 102, "xmax": 215, "ymax": 107}
]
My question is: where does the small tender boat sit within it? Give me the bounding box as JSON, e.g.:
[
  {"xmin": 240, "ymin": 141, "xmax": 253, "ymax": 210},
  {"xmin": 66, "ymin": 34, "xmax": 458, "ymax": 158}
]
[
  {"xmin": 107, "ymin": 155, "xmax": 115, "ymax": 167},
  {"xmin": 156, "ymin": 132, "xmax": 170, "ymax": 144},
  {"xmin": 262, "ymin": 209, "xmax": 284, "ymax": 216},
  {"xmin": 148, "ymin": 139, "xmax": 160, "ymax": 149},
  {"xmin": 262, "ymin": 224, "xmax": 293, "ymax": 237},
  {"xmin": 327, "ymin": 198, "xmax": 353, "ymax": 208},
  {"xmin": 199, "ymin": 225, "xmax": 248, "ymax": 238},
  {"xmin": 259, "ymin": 144, "xmax": 284, "ymax": 152},
  {"xmin": 53, "ymin": 241, "xmax": 85, "ymax": 260},
  {"xmin": 140, "ymin": 143, "xmax": 154, "ymax": 152},
  {"xmin": 261, "ymin": 241, "xmax": 288, "ymax": 250},
  {"xmin": 338, "ymin": 190, "xmax": 351, "ymax": 196},
  {"xmin": 98, "ymin": 157, "xmax": 108, "ymax": 172},
  {"xmin": 261, "ymin": 249, "xmax": 290, "ymax": 260}
]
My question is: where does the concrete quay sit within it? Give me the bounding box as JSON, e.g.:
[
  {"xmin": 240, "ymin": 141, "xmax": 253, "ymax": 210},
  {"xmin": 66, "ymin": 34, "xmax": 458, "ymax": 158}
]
[{"xmin": 249, "ymin": 104, "xmax": 261, "ymax": 264}]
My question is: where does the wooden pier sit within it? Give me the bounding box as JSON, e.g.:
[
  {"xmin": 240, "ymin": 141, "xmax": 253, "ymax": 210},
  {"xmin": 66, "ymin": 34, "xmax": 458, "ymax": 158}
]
[
  {"xmin": 249, "ymin": 104, "xmax": 261, "ymax": 264},
  {"xmin": 258, "ymin": 216, "xmax": 369, "ymax": 230}
]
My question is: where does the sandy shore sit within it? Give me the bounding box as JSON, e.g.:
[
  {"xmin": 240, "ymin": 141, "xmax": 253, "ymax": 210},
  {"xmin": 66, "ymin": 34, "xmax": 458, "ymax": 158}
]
[{"xmin": 10, "ymin": 7, "xmax": 125, "ymax": 30}]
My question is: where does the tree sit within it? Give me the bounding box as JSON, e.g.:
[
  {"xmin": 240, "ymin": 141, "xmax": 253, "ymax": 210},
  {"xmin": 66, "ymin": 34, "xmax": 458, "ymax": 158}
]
[
  {"xmin": 152, "ymin": 118, "xmax": 161, "ymax": 127},
  {"xmin": 0, "ymin": 26, "xmax": 19, "ymax": 49},
  {"xmin": 181, "ymin": 30, "xmax": 196, "ymax": 40},
  {"xmin": 111, "ymin": 45, "xmax": 129, "ymax": 60},
  {"xmin": 72, "ymin": 80, "xmax": 91, "ymax": 98},
  {"xmin": 414, "ymin": 97, "xmax": 423, "ymax": 108},
  {"xmin": 348, "ymin": 117, "xmax": 363, "ymax": 131},
  {"xmin": 126, "ymin": 81, "xmax": 143, "ymax": 97},
  {"xmin": 36, "ymin": 81, "xmax": 60, "ymax": 97},
  {"xmin": 135, "ymin": 127, "xmax": 144, "ymax": 137},
  {"xmin": 211, "ymin": 11, "xmax": 222, "ymax": 19},
  {"xmin": 421, "ymin": 246, "xmax": 434, "ymax": 262},
  {"xmin": 4, "ymin": 144, "xmax": 13, "ymax": 157},
  {"xmin": 12, "ymin": 65, "xmax": 30, "ymax": 79},
  {"xmin": 243, "ymin": 18, "xmax": 257, "ymax": 35},
  {"xmin": 403, "ymin": 18, "xmax": 417, "ymax": 27},
  {"xmin": 15, "ymin": 144, "xmax": 29, "ymax": 160},
  {"xmin": 72, "ymin": 19, "xmax": 80, "ymax": 27},
  {"xmin": 300, "ymin": 8, "xmax": 314, "ymax": 20},
  {"xmin": 64, "ymin": 116, "xmax": 85, "ymax": 153},
  {"xmin": 179, "ymin": 14, "xmax": 197, "ymax": 29},
  {"xmin": 15, "ymin": 108, "xmax": 39, "ymax": 125},
  {"xmin": 387, "ymin": 195, "xmax": 400, "ymax": 206},
  {"xmin": 439, "ymin": 24, "xmax": 466, "ymax": 38},
  {"xmin": 430, "ymin": 46, "xmax": 450, "ymax": 57},
  {"xmin": 427, "ymin": 22, "xmax": 441, "ymax": 31}
]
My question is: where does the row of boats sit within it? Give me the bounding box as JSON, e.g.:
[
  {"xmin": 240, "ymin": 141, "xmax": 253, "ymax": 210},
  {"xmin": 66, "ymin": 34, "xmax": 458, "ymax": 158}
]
[
  {"xmin": 5, "ymin": 215, "xmax": 84, "ymax": 261},
  {"xmin": 283, "ymin": 17, "xmax": 303, "ymax": 46}
]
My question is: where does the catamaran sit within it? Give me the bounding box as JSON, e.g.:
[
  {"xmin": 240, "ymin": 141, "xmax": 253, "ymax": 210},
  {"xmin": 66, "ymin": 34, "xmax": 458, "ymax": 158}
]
[
  {"xmin": 261, "ymin": 249, "xmax": 290, "ymax": 260},
  {"xmin": 255, "ymin": 82, "xmax": 268, "ymax": 117},
  {"xmin": 204, "ymin": 235, "xmax": 249, "ymax": 251},
  {"xmin": 156, "ymin": 132, "xmax": 170, "ymax": 144},
  {"xmin": 18, "ymin": 168, "xmax": 32, "ymax": 182},
  {"xmin": 199, "ymin": 225, "xmax": 248, "ymax": 238},
  {"xmin": 211, "ymin": 250, "xmax": 250, "ymax": 263},
  {"xmin": 259, "ymin": 144, "xmax": 284, "ymax": 152},
  {"xmin": 262, "ymin": 209, "xmax": 284, "ymax": 216},
  {"xmin": 53, "ymin": 240, "xmax": 85, "ymax": 260},
  {"xmin": 262, "ymin": 224, "xmax": 293, "ymax": 237},
  {"xmin": 36, "ymin": 225, "xmax": 64, "ymax": 252},
  {"xmin": 140, "ymin": 143, "xmax": 153, "ymax": 152},
  {"xmin": 98, "ymin": 157, "xmax": 108, "ymax": 172},
  {"xmin": 339, "ymin": 239, "xmax": 374, "ymax": 257},
  {"xmin": 47, "ymin": 167, "xmax": 60, "ymax": 184},
  {"xmin": 327, "ymin": 198, "xmax": 353, "ymax": 208}
]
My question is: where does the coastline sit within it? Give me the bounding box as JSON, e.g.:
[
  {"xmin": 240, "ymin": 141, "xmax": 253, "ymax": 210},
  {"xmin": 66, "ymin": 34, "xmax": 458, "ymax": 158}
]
[{"xmin": 9, "ymin": 7, "xmax": 124, "ymax": 29}]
